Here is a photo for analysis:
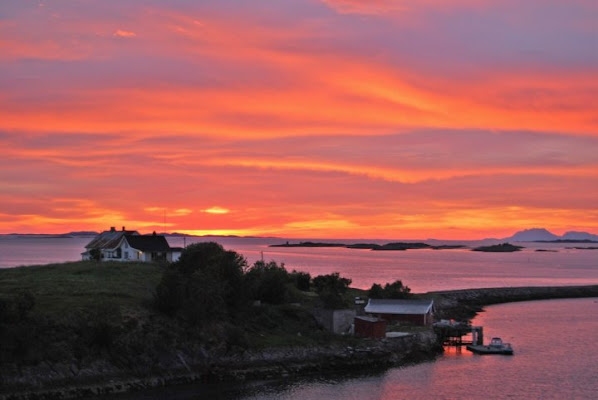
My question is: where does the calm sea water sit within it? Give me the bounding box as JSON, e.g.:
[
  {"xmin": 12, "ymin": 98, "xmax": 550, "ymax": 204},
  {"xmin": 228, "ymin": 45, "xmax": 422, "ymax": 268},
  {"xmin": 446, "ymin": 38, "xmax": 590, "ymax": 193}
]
[{"xmin": 1, "ymin": 236, "xmax": 596, "ymax": 292}]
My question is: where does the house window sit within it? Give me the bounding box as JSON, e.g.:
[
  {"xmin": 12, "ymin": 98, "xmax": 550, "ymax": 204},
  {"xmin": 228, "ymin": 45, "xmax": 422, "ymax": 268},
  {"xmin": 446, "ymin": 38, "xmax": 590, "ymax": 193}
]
[{"xmin": 124, "ymin": 251, "xmax": 129, "ymax": 259}]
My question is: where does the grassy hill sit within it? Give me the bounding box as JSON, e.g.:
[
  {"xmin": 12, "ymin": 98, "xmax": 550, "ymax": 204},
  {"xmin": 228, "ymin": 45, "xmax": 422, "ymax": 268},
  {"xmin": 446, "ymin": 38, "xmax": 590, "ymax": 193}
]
[
  {"xmin": 0, "ymin": 261, "xmax": 163, "ymax": 315},
  {"xmin": 0, "ymin": 259, "xmax": 353, "ymax": 379},
  {"xmin": 0, "ymin": 256, "xmax": 433, "ymax": 396}
]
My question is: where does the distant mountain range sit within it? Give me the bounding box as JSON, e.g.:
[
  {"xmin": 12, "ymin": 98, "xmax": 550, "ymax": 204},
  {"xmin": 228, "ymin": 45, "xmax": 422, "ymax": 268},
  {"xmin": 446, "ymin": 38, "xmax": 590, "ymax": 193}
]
[{"xmin": 504, "ymin": 228, "xmax": 598, "ymax": 242}]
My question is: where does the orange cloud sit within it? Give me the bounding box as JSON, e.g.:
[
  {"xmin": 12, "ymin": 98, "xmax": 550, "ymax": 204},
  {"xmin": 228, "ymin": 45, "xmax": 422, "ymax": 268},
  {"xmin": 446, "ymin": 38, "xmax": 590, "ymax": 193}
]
[
  {"xmin": 113, "ymin": 29, "xmax": 136, "ymax": 38},
  {"xmin": 2, "ymin": 65, "xmax": 595, "ymax": 139},
  {"xmin": 202, "ymin": 207, "xmax": 230, "ymax": 215}
]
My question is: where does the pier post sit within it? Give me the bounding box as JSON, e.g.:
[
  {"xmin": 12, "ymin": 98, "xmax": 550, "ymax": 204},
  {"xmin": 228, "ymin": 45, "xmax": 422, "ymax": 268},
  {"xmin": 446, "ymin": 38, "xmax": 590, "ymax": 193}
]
[{"xmin": 471, "ymin": 326, "xmax": 484, "ymax": 345}]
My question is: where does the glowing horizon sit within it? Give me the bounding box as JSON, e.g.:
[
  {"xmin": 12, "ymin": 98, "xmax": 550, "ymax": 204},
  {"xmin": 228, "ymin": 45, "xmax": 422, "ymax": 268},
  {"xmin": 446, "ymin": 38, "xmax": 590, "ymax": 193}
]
[{"xmin": 1, "ymin": 0, "xmax": 597, "ymax": 239}]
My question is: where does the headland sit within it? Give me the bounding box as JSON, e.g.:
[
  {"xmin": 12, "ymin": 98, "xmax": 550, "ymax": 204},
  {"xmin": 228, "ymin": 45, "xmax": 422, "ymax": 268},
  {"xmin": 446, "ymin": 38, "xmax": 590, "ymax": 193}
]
[{"xmin": 1, "ymin": 260, "xmax": 597, "ymax": 399}]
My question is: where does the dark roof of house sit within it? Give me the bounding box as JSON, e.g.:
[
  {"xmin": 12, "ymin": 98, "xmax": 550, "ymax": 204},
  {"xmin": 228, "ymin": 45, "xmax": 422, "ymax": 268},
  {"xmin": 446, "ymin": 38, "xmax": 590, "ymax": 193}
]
[
  {"xmin": 364, "ymin": 299, "xmax": 434, "ymax": 315},
  {"xmin": 124, "ymin": 234, "xmax": 171, "ymax": 252},
  {"xmin": 85, "ymin": 229, "xmax": 139, "ymax": 250}
]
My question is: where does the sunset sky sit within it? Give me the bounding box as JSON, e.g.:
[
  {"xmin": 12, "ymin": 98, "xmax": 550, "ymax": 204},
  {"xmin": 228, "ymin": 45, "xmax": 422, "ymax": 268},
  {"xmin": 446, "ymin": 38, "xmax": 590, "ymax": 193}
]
[{"xmin": 1, "ymin": 0, "xmax": 597, "ymax": 239}]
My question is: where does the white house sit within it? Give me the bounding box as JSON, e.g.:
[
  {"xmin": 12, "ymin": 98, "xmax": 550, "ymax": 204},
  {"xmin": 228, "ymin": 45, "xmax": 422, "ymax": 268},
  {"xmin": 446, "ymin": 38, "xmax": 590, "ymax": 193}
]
[
  {"xmin": 82, "ymin": 227, "xmax": 182, "ymax": 263},
  {"xmin": 81, "ymin": 227, "xmax": 139, "ymax": 260}
]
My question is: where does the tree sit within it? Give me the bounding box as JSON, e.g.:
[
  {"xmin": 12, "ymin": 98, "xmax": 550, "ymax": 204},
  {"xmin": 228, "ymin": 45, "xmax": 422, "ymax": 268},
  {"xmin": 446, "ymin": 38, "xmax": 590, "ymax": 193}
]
[
  {"xmin": 312, "ymin": 272, "xmax": 352, "ymax": 309},
  {"xmin": 312, "ymin": 272, "xmax": 351, "ymax": 294},
  {"xmin": 290, "ymin": 270, "xmax": 311, "ymax": 291},
  {"xmin": 89, "ymin": 248, "xmax": 102, "ymax": 261},
  {"xmin": 368, "ymin": 283, "xmax": 384, "ymax": 299},
  {"xmin": 383, "ymin": 280, "xmax": 411, "ymax": 299},
  {"xmin": 245, "ymin": 261, "xmax": 290, "ymax": 305},
  {"xmin": 153, "ymin": 242, "xmax": 248, "ymax": 324},
  {"xmin": 367, "ymin": 280, "xmax": 412, "ymax": 299}
]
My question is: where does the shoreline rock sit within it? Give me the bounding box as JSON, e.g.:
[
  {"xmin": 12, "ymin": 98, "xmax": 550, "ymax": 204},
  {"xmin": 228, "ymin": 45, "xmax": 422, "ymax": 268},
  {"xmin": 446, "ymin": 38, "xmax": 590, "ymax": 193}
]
[
  {"xmin": 430, "ymin": 284, "xmax": 598, "ymax": 320},
  {"xmin": 0, "ymin": 331, "xmax": 442, "ymax": 400}
]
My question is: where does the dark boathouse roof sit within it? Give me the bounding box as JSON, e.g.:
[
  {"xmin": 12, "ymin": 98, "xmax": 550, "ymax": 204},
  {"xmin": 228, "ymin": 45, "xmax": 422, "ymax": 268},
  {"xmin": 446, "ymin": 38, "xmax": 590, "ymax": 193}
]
[{"xmin": 124, "ymin": 234, "xmax": 171, "ymax": 252}]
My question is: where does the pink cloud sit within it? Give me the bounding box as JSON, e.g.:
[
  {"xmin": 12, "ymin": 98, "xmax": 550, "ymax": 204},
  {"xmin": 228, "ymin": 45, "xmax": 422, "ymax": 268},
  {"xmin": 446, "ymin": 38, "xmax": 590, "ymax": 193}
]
[{"xmin": 113, "ymin": 29, "xmax": 136, "ymax": 38}]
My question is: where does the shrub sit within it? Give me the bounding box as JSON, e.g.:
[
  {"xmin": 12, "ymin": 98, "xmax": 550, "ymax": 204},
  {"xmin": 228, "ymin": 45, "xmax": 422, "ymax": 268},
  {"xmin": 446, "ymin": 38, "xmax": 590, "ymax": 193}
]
[
  {"xmin": 367, "ymin": 280, "xmax": 411, "ymax": 299},
  {"xmin": 312, "ymin": 272, "xmax": 352, "ymax": 309},
  {"xmin": 89, "ymin": 248, "xmax": 102, "ymax": 261},
  {"xmin": 290, "ymin": 270, "xmax": 311, "ymax": 291},
  {"xmin": 245, "ymin": 261, "xmax": 290, "ymax": 305},
  {"xmin": 153, "ymin": 242, "xmax": 248, "ymax": 325},
  {"xmin": 368, "ymin": 283, "xmax": 384, "ymax": 299},
  {"xmin": 383, "ymin": 280, "xmax": 411, "ymax": 299},
  {"xmin": 312, "ymin": 272, "xmax": 351, "ymax": 295}
]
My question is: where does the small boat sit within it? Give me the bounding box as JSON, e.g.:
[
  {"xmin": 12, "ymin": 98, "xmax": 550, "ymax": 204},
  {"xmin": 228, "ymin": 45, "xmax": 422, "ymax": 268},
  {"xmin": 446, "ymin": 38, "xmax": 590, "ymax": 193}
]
[{"xmin": 467, "ymin": 337, "xmax": 514, "ymax": 355}]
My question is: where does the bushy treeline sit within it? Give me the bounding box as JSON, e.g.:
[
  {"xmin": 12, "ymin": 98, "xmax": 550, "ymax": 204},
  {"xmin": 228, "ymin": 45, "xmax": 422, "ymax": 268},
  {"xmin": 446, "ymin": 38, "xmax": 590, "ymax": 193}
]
[
  {"xmin": 312, "ymin": 272, "xmax": 352, "ymax": 309},
  {"xmin": 367, "ymin": 280, "xmax": 412, "ymax": 299},
  {"xmin": 153, "ymin": 243, "xmax": 318, "ymax": 325},
  {"xmin": 153, "ymin": 242, "xmax": 356, "ymax": 326}
]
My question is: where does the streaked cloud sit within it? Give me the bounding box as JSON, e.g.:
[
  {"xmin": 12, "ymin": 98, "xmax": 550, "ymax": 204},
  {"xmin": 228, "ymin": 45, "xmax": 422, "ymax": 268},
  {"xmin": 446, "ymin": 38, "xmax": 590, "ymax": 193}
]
[
  {"xmin": 202, "ymin": 207, "xmax": 230, "ymax": 215},
  {"xmin": 0, "ymin": 0, "xmax": 596, "ymax": 238}
]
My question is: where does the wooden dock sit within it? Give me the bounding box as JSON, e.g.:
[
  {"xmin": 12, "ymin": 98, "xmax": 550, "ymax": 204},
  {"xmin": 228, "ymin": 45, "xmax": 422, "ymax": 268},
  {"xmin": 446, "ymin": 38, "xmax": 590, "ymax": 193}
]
[{"xmin": 433, "ymin": 320, "xmax": 484, "ymax": 347}]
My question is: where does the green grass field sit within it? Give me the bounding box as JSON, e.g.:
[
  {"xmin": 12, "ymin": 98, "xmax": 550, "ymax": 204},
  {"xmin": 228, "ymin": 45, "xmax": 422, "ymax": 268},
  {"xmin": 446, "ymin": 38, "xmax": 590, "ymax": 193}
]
[{"xmin": 0, "ymin": 261, "xmax": 164, "ymax": 315}]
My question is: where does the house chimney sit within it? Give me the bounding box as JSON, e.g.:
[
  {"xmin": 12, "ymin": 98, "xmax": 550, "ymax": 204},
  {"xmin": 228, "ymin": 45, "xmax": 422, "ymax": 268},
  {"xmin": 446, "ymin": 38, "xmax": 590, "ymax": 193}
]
[
  {"xmin": 122, "ymin": 226, "xmax": 125, "ymax": 231},
  {"xmin": 110, "ymin": 227, "xmax": 116, "ymax": 232}
]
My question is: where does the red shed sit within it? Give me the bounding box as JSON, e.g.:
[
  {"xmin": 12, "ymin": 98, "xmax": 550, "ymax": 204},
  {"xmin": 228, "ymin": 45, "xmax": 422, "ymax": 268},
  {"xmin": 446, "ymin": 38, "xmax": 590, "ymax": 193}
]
[
  {"xmin": 364, "ymin": 299, "xmax": 434, "ymax": 325},
  {"xmin": 354, "ymin": 316, "xmax": 387, "ymax": 338}
]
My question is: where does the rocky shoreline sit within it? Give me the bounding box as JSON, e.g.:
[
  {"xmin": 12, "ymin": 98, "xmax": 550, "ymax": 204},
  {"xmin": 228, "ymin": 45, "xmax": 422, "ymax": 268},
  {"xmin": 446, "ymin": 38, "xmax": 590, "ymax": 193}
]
[
  {"xmin": 430, "ymin": 284, "xmax": 598, "ymax": 320},
  {"xmin": 0, "ymin": 331, "xmax": 441, "ymax": 400},
  {"xmin": 3, "ymin": 284, "xmax": 598, "ymax": 399}
]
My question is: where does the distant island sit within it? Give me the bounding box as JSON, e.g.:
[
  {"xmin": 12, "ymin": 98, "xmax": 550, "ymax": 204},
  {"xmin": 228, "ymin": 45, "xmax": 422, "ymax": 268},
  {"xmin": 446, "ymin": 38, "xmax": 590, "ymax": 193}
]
[
  {"xmin": 2, "ymin": 227, "xmax": 597, "ymax": 245},
  {"xmin": 270, "ymin": 242, "xmax": 467, "ymax": 251},
  {"xmin": 472, "ymin": 243, "xmax": 524, "ymax": 252},
  {"xmin": 504, "ymin": 228, "xmax": 598, "ymax": 242},
  {"xmin": 270, "ymin": 241, "xmax": 346, "ymax": 248},
  {"xmin": 535, "ymin": 239, "xmax": 598, "ymax": 243}
]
